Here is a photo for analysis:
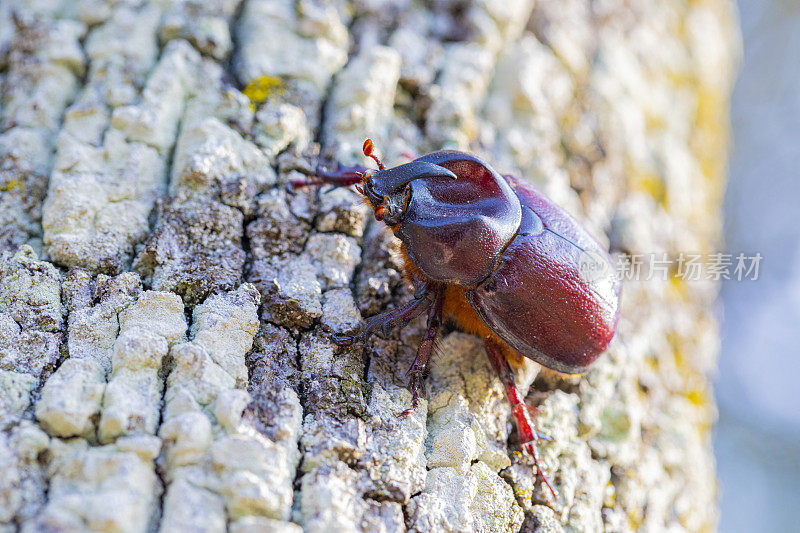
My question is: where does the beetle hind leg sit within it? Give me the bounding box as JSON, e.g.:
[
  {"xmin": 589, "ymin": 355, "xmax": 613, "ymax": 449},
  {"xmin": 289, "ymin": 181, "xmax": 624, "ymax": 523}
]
[{"xmin": 484, "ymin": 337, "xmax": 559, "ymax": 500}]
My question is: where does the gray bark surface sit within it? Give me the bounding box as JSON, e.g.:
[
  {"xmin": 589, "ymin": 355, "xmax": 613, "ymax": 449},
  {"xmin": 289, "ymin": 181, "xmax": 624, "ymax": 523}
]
[{"xmin": 0, "ymin": 0, "xmax": 738, "ymax": 531}]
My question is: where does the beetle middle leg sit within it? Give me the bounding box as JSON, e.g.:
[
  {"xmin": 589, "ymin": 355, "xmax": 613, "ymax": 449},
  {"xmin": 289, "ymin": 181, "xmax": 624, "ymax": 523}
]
[
  {"xmin": 399, "ymin": 285, "xmax": 444, "ymax": 416},
  {"xmin": 332, "ymin": 280, "xmax": 437, "ymax": 346},
  {"xmin": 484, "ymin": 337, "xmax": 559, "ymax": 500}
]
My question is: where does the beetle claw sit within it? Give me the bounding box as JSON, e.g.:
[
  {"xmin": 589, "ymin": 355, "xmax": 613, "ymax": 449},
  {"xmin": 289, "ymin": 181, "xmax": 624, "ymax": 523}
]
[
  {"xmin": 330, "ymin": 332, "xmax": 359, "ymax": 346},
  {"xmin": 399, "ymin": 385, "xmax": 420, "ymax": 417},
  {"xmin": 521, "ymin": 441, "xmax": 559, "ymax": 500},
  {"xmin": 286, "ymin": 181, "xmax": 301, "ymax": 194}
]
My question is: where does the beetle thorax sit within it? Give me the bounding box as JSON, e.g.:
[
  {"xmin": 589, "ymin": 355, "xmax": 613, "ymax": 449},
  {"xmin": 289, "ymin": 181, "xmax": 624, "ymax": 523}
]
[{"xmin": 361, "ymin": 153, "xmax": 523, "ymax": 286}]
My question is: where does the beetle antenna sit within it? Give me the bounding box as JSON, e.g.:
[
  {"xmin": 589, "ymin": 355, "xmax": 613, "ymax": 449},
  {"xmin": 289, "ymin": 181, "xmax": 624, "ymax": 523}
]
[{"xmin": 363, "ymin": 138, "xmax": 385, "ymax": 170}]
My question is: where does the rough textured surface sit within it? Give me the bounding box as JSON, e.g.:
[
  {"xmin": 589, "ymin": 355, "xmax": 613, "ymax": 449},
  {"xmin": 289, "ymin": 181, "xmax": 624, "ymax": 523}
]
[{"xmin": 0, "ymin": 0, "xmax": 737, "ymax": 531}]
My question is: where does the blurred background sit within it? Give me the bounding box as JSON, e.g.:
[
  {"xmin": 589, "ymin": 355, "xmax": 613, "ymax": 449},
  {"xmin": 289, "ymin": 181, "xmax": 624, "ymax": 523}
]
[{"xmin": 715, "ymin": 0, "xmax": 800, "ymax": 531}]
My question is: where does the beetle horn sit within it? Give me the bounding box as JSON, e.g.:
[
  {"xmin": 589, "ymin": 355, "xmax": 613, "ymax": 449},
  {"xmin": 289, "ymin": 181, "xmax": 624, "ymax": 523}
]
[{"xmin": 366, "ymin": 161, "xmax": 457, "ymax": 202}]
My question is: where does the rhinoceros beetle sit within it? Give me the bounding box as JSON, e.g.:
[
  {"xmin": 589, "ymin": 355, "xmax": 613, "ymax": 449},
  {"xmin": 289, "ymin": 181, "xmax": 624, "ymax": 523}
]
[{"xmin": 293, "ymin": 139, "xmax": 621, "ymax": 499}]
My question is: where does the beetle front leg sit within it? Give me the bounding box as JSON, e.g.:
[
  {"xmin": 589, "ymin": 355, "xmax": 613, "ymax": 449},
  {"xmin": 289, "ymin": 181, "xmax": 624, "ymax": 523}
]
[
  {"xmin": 288, "ymin": 162, "xmax": 369, "ymax": 190},
  {"xmin": 484, "ymin": 337, "xmax": 559, "ymax": 500},
  {"xmin": 400, "ymin": 286, "xmax": 444, "ymax": 416}
]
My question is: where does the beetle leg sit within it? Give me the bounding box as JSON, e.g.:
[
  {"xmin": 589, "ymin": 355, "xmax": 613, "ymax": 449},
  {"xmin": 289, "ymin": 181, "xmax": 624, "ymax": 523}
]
[
  {"xmin": 400, "ymin": 286, "xmax": 444, "ymax": 417},
  {"xmin": 484, "ymin": 337, "xmax": 559, "ymax": 500},
  {"xmin": 332, "ymin": 285, "xmax": 435, "ymax": 346},
  {"xmin": 288, "ymin": 162, "xmax": 369, "ymax": 190}
]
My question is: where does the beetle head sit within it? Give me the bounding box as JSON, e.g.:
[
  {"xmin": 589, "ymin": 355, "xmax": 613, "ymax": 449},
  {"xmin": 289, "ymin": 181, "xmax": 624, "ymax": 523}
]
[{"xmin": 359, "ymin": 139, "xmax": 457, "ymax": 225}]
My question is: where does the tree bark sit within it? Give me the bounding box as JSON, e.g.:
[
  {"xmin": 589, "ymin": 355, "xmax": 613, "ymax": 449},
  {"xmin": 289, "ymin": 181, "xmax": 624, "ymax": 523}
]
[{"xmin": 0, "ymin": 0, "xmax": 738, "ymax": 531}]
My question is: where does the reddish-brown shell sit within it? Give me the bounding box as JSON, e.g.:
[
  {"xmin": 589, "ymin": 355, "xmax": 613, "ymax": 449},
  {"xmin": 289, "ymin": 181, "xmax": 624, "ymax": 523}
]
[{"xmin": 466, "ymin": 175, "xmax": 620, "ymax": 374}]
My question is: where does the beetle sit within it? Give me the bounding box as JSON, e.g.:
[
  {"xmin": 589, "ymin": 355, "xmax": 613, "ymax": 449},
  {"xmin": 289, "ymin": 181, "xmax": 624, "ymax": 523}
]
[{"xmin": 292, "ymin": 139, "xmax": 621, "ymax": 499}]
